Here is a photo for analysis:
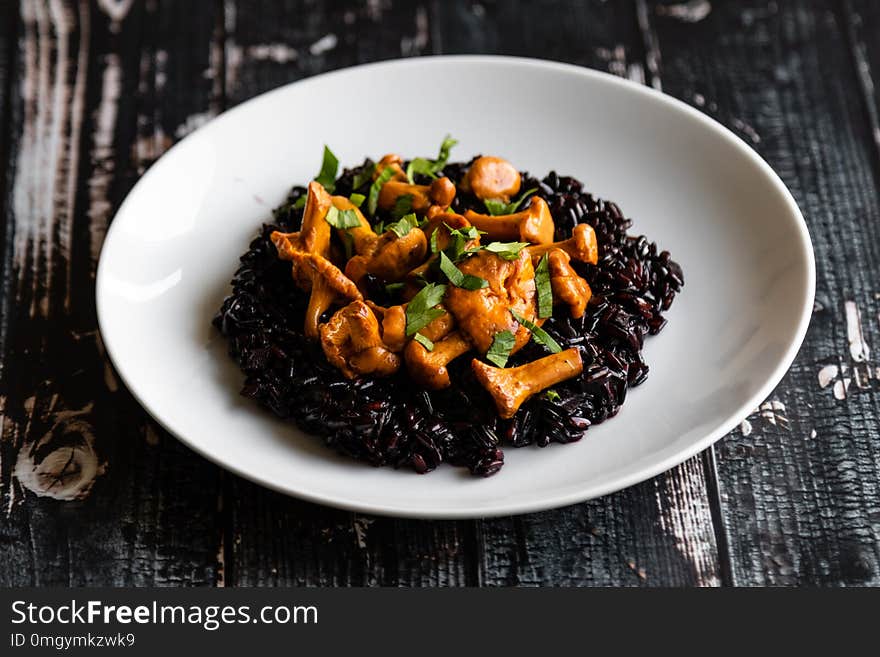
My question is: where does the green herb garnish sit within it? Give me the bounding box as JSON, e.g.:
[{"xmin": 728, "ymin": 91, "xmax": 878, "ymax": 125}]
[
  {"xmin": 510, "ymin": 309, "xmax": 562, "ymax": 353},
  {"xmin": 535, "ymin": 253, "xmax": 553, "ymax": 318},
  {"xmin": 429, "ymin": 228, "xmax": 439, "ymax": 254},
  {"xmin": 351, "ymin": 164, "xmax": 375, "ymax": 191},
  {"xmin": 385, "ymin": 282, "xmax": 406, "ymax": 295},
  {"xmin": 444, "ymin": 224, "xmax": 483, "ymax": 261},
  {"xmin": 405, "ymin": 157, "xmax": 438, "ymax": 183},
  {"xmin": 385, "ymin": 212, "xmax": 420, "ymax": 238},
  {"xmin": 545, "ymin": 389, "xmax": 561, "ymax": 402},
  {"xmin": 439, "ymin": 252, "xmax": 488, "ymax": 290},
  {"xmin": 391, "ymin": 194, "xmax": 414, "ymax": 219},
  {"xmin": 413, "ymin": 332, "xmax": 435, "ymax": 351},
  {"xmin": 484, "ymin": 187, "xmax": 538, "ymax": 216},
  {"xmin": 314, "ymin": 145, "xmax": 340, "ymax": 193},
  {"xmin": 368, "ymin": 166, "xmax": 396, "ymax": 215},
  {"xmin": 404, "ymin": 135, "xmax": 458, "ymax": 183},
  {"xmin": 324, "ymin": 206, "xmax": 362, "ymax": 230},
  {"xmin": 486, "ymin": 330, "xmax": 516, "ymax": 367},
  {"xmin": 483, "ymin": 241, "xmax": 530, "ymax": 260},
  {"xmin": 349, "ymin": 192, "xmax": 366, "ymax": 208},
  {"xmin": 405, "ymin": 283, "xmax": 447, "ymax": 335},
  {"xmin": 292, "ymin": 196, "xmax": 306, "ymax": 209}
]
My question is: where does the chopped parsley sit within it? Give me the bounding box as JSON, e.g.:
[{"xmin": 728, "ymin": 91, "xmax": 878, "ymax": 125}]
[
  {"xmin": 413, "ymin": 332, "xmax": 435, "ymax": 351},
  {"xmin": 385, "ymin": 212, "xmax": 420, "ymax": 238},
  {"xmin": 429, "ymin": 228, "xmax": 439, "ymax": 254},
  {"xmin": 324, "ymin": 206, "xmax": 362, "ymax": 230},
  {"xmin": 314, "ymin": 145, "xmax": 340, "ymax": 193},
  {"xmin": 404, "ymin": 135, "xmax": 459, "ymax": 182},
  {"xmin": 351, "ymin": 164, "xmax": 375, "ymax": 191},
  {"xmin": 545, "ymin": 389, "xmax": 561, "ymax": 403},
  {"xmin": 405, "ymin": 283, "xmax": 447, "ymax": 335},
  {"xmin": 510, "ymin": 309, "xmax": 562, "ymax": 353},
  {"xmin": 385, "ymin": 281, "xmax": 406, "ymax": 295},
  {"xmin": 483, "ymin": 187, "xmax": 538, "ymax": 216},
  {"xmin": 439, "ymin": 252, "xmax": 488, "ymax": 290},
  {"xmin": 443, "ymin": 224, "xmax": 482, "ymax": 261},
  {"xmin": 486, "ymin": 330, "xmax": 516, "ymax": 367},
  {"xmin": 483, "ymin": 241, "xmax": 529, "ymax": 260},
  {"xmin": 368, "ymin": 166, "xmax": 397, "ymax": 215},
  {"xmin": 535, "ymin": 253, "xmax": 553, "ymax": 318},
  {"xmin": 292, "ymin": 195, "xmax": 307, "ymax": 209},
  {"xmin": 349, "ymin": 192, "xmax": 366, "ymax": 208},
  {"xmin": 391, "ymin": 194, "xmax": 414, "ymax": 219}
]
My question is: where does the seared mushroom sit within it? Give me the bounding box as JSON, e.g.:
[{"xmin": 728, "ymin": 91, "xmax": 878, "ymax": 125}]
[
  {"xmin": 460, "ymin": 156, "xmax": 521, "ymax": 201},
  {"xmin": 366, "ymin": 301, "xmax": 408, "ymax": 352},
  {"xmin": 404, "ymin": 331, "xmax": 471, "ymax": 389},
  {"xmin": 345, "ymin": 227, "xmax": 428, "ymax": 285},
  {"xmin": 330, "ymin": 195, "xmax": 378, "ymax": 255},
  {"xmin": 320, "ymin": 301, "xmax": 400, "ymax": 378},
  {"xmin": 288, "ymin": 250, "xmax": 363, "ymax": 338},
  {"xmin": 464, "ymin": 197, "xmax": 555, "ymax": 245},
  {"xmin": 471, "ymin": 348, "xmax": 584, "ymax": 419},
  {"xmin": 444, "ymin": 249, "xmax": 536, "ymax": 354},
  {"xmin": 526, "ymin": 223, "xmax": 598, "ymax": 265},
  {"xmin": 373, "ymin": 154, "xmax": 408, "ymax": 182},
  {"xmin": 378, "ymin": 177, "xmax": 457, "ymax": 212},
  {"xmin": 547, "ymin": 249, "xmax": 592, "ymax": 318},
  {"xmin": 271, "ymin": 181, "xmax": 332, "ymax": 289}
]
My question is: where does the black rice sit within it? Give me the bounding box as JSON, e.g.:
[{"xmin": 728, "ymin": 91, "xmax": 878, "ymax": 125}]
[{"xmin": 213, "ymin": 159, "xmax": 683, "ymax": 476}]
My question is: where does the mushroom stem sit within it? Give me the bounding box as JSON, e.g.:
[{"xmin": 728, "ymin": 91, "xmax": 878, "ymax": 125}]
[
  {"xmin": 471, "ymin": 348, "xmax": 583, "ymax": 419},
  {"xmin": 374, "ymin": 154, "xmax": 408, "ymax": 182},
  {"xmin": 464, "ymin": 197, "xmax": 555, "ymax": 245},
  {"xmin": 525, "ymin": 223, "xmax": 598, "ymax": 265},
  {"xmin": 378, "ymin": 177, "xmax": 456, "ymax": 212},
  {"xmin": 404, "ymin": 331, "xmax": 471, "ymax": 390},
  {"xmin": 548, "ymin": 249, "xmax": 592, "ymax": 318},
  {"xmin": 289, "ymin": 251, "xmax": 363, "ymax": 338}
]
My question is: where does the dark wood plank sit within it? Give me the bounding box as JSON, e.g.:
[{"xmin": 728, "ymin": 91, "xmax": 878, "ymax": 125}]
[
  {"xmin": 0, "ymin": 0, "xmax": 225, "ymax": 586},
  {"xmin": 225, "ymin": 0, "xmax": 721, "ymax": 587},
  {"xmin": 649, "ymin": 0, "xmax": 880, "ymax": 585}
]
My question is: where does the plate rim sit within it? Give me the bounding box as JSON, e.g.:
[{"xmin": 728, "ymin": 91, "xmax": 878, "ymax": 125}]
[{"xmin": 96, "ymin": 55, "xmax": 816, "ymax": 518}]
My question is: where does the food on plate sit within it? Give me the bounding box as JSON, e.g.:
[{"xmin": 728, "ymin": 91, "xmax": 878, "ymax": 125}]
[{"xmin": 214, "ymin": 138, "xmax": 683, "ymax": 476}]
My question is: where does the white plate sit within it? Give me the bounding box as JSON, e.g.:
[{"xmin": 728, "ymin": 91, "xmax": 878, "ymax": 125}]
[{"xmin": 96, "ymin": 56, "xmax": 814, "ymax": 518}]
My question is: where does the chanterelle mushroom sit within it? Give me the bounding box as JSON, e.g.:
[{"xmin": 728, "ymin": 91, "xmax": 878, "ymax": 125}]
[
  {"xmin": 345, "ymin": 227, "xmax": 428, "ymax": 285},
  {"xmin": 320, "ymin": 300, "xmax": 400, "ymax": 378},
  {"xmin": 444, "ymin": 249, "xmax": 536, "ymax": 354},
  {"xmin": 526, "ymin": 223, "xmax": 598, "ymax": 265},
  {"xmin": 373, "ymin": 154, "xmax": 408, "ymax": 182},
  {"xmin": 288, "ymin": 250, "xmax": 362, "ymax": 339},
  {"xmin": 405, "ymin": 331, "xmax": 471, "ymax": 389},
  {"xmin": 472, "ymin": 348, "xmax": 584, "ymax": 419},
  {"xmin": 271, "ymin": 181, "xmax": 332, "ymax": 289},
  {"xmin": 330, "ymin": 195, "xmax": 377, "ymax": 256},
  {"xmin": 547, "ymin": 249, "xmax": 592, "ymax": 318},
  {"xmin": 460, "ymin": 156, "xmax": 521, "ymax": 201},
  {"xmin": 464, "ymin": 197, "xmax": 555, "ymax": 245},
  {"xmin": 378, "ymin": 177, "xmax": 456, "ymax": 212}
]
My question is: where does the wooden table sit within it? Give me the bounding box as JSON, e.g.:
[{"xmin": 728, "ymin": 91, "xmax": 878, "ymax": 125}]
[{"xmin": 1, "ymin": 0, "xmax": 878, "ymax": 587}]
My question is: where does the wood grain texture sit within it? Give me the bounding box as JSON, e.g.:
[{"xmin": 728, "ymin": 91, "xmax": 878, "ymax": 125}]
[
  {"xmin": 0, "ymin": 0, "xmax": 224, "ymax": 586},
  {"xmin": 649, "ymin": 0, "xmax": 880, "ymax": 585},
  {"xmin": 0, "ymin": 0, "xmax": 877, "ymax": 587},
  {"xmin": 225, "ymin": 0, "xmax": 721, "ymax": 587}
]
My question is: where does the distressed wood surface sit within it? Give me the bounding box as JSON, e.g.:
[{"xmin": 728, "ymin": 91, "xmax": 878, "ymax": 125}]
[{"xmin": 0, "ymin": 0, "xmax": 877, "ymax": 587}]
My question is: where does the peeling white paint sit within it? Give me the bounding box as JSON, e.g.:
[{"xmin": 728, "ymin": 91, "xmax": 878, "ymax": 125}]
[
  {"xmin": 740, "ymin": 419, "xmax": 752, "ymax": 436},
  {"xmin": 845, "ymin": 300, "xmax": 870, "ymax": 362},
  {"xmin": 657, "ymin": 0, "xmax": 712, "ymax": 23},
  {"xmin": 309, "ymin": 33, "xmax": 338, "ymax": 56},
  {"xmin": 818, "ymin": 364, "xmax": 838, "ymax": 388},
  {"xmin": 87, "ymin": 53, "xmax": 122, "ymax": 272},
  {"xmin": 400, "ymin": 7, "xmax": 429, "ymax": 56},
  {"xmin": 833, "ymin": 379, "xmax": 847, "ymax": 400},
  {"xmin": 810, "ymin": 429, "xmax": 817, "ymax": 439},
  {"xmin": 247, "ymin": 43, "xmax": 299, "ymax": 64},
  {"xmin": 174, "ymin": 112, "xmax": 212, "ymax": 139}
]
